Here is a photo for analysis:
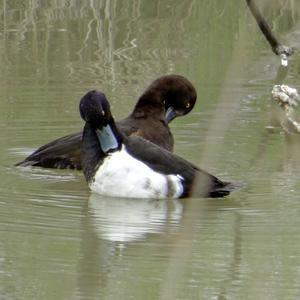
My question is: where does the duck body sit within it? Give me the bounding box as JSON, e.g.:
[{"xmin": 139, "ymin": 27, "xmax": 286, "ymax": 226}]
[
  {"xmin": 80, "ymin": 91, "xmax": 234, "ymax": 199},
  {"xmin": 90, "ymin": 145, "xmax": 183, "ymax": 199},
  {"xmin": 16, "ymin": 74, "xmax": 196, "ymax": 170}
]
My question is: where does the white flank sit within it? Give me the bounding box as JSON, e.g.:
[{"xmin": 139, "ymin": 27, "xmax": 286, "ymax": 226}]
[{"xmin": 90, "ymin": 146, "xmax": 183, "ymax": 199}]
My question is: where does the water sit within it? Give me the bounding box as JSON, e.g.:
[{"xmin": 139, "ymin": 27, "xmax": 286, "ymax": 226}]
[{"xmin": 1, "ymin": 0, "xmax": 300, "ymax": 299}]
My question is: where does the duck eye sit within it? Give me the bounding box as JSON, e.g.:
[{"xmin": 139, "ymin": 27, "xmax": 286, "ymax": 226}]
[{"xmin": 186, "ymin": 102, "xmax": 190, "ymax": 109}]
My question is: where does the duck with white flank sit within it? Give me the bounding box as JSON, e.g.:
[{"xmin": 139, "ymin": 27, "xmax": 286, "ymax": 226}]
[
  {"xmin": 80, "ymin": 90, "xmax": 235, "ymax": 199},
  {"xmin": 16, "ymin": 75, "xmax": 196, "ymax": 170}
]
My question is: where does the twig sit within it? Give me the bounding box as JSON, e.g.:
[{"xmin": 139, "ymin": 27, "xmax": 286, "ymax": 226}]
[{"xmin": 246, "ymin": 0, "xmax": 294, "ymax": 66}]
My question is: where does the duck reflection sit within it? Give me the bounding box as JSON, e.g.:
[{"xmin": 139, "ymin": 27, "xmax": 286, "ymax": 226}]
[
  {"xmin": 88, "ymin": 193, "xmax": 183, "ymax": 243},
  {"xmin": 75, "ymin": 195, "xmax": 183, "ymax": 298}
]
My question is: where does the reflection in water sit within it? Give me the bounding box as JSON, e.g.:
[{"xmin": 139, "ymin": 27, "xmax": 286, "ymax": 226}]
[
  {"xmin": 88, "ymin": 193, "xmax": 183, "ymax": 243},
  {"xmin": 75, "ymin": 194, "xmax": 183, "ymax": 299}
]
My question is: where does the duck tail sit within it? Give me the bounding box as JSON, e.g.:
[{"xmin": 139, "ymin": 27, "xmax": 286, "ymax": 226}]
[{"xmin": 209, "ymin": 181, "xmax": 242, "ymax": 198}]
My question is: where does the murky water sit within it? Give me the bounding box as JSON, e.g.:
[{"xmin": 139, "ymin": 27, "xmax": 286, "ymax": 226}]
[{"xmin": 1, "ymin": 0, "xmax": 300, "ymax": 299}]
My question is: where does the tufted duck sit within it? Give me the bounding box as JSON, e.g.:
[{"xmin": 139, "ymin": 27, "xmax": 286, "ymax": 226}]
[
  {"xmin": 80, "ymin": 90, "xmax": 234, "ymax": 198},
  {"xmin": 16, "ymin": 75, "xmax": 196, "ymax": 170}
]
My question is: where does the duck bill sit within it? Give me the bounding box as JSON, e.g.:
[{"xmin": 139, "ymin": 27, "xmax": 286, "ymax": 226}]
[
  {"xmin": 165, "ymin": 107, "xmax": 177, "ymax": 123},
  {"xmin": 96, "ymin": 125, "xmax": 119, "ymax": 153}
]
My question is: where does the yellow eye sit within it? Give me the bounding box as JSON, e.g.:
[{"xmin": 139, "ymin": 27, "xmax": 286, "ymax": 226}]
[{"xmin": 186, "ymin": 102, "xmax": 190, "ymax": 108}]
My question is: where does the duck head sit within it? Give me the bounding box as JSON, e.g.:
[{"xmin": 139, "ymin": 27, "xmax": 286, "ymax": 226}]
[
  {"xmin": 80, "ymin": 90, "xmax": 122, "ymax": 154},
  {"xmin": 80, "ymin": 90, "xmax": 113, "ymax": 128},
  {"xmin": 133, "ymin": 74, "xmax": 197, "ymax": 123},
  {"xmin": 161, "ymin": 75, "xmax": 197, "ymax": 123}
]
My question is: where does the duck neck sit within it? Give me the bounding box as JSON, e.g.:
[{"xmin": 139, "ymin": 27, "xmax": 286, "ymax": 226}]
[
  {"xmin": 132, "ymin": 87, "xmax": 165, "ymax": 119},
  {"xmin": 95, "ymin": 121, "xmax": 123, "ymax": 153},
  {"xmin": 81, "ymin": 120, "xmax": 123, "ymax": 183}
]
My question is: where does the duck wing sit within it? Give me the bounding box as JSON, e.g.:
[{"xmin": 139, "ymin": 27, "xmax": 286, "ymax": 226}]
[
  {"xmin": 125, "ymin": 136, "xmax": 234, "ymax": 198},
  {"xmin": 15, "ymin": 131, "xmax": 83, "ymax": 169}
]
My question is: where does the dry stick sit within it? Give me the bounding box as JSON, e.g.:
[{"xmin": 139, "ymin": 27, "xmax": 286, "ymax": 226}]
[{"xmin": 246, "ymin": 0, "xmax": 294, "ymax": 66}]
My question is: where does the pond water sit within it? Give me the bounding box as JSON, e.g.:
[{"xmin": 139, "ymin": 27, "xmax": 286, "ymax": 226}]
[{"xmin": 1, "ymin": 0, "xmax": 300, "ymax": 299}]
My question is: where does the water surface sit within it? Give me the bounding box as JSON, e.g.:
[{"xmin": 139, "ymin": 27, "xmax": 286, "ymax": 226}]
[{"xmin": 1, "ymin": 1, "xmax": 300, "ymax": 299}]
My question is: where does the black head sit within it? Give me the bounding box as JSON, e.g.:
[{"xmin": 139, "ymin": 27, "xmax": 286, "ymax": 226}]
[
  {"xmin": 136, "ymin": 74, "xmax": 197, "ymax": 123},
  {"xmin": 79, "ymin": 90, "xmax": 112, "ymax": 128}
]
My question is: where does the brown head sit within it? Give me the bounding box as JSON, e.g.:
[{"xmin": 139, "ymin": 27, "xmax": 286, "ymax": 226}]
[{"xmin": 132, "ymin": 74, "xmax": 197, "ymax": 122}]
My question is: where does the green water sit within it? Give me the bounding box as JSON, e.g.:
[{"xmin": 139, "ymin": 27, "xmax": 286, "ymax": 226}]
[{"xmin": 1, "ymin": 1, "xmax": 300, "ymax": 299}]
